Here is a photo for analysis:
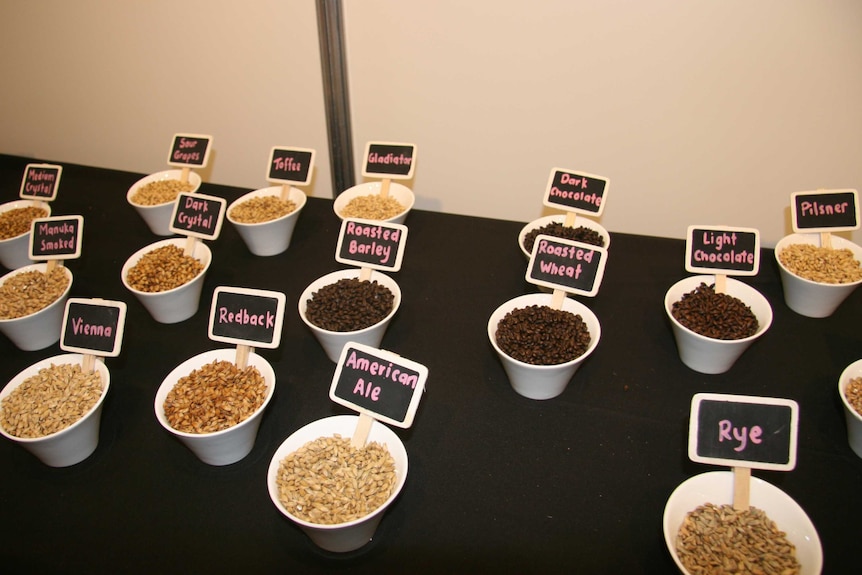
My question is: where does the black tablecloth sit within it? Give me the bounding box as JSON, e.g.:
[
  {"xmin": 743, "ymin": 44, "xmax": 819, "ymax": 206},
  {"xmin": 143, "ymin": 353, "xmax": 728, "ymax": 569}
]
[{"xmin": 1, "ymin": 154, "xmax": 859, "ymax": 574}]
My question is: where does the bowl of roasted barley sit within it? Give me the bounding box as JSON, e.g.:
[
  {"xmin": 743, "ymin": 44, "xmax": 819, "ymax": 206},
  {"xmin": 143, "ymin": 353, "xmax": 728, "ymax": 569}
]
[
  {"xmin": 154, "ymin": 348, "xmax": 276, "ymax": 466},
  {"xmin": 333, "ymin": 181, "xmax": 414, "ymax": 225},
  {"xmin": 121, "ymin": 238, "xmax": 212, "ymax": 324},
  {"xmin": 663, "ymin": 471, "xmax": 822, "ymax": 575},
  {"xmin": 267, "ymin": 414, "xmax": 408, "ymax": 553},
  {"xmin": 0, "ymin": 262, "xmax": 73, "ymax": 351},
  {"xmin": 518, "ymin": 214, "xmax": 610, "ymax": 259},
  {"xmin": 127, "ymin": 169, "xmax": 202, "ymax": 236},
  {"xmin": 0, "ymin": 199, "xmax": 51, "ymax": 270},
  {"xmin": 839, "ymin": 358, "xmax": 862, "ymax": 459},
  {"xmin": 774, "ymin": 233, "xmax": 862, "ymax": 318},
  {"xmin": 0, "ymin": 353, "xmax": 110, "ymax": 467},
  {"xmin": 226, "ymin": 185, "xmax": 307, "ymax": 256}
]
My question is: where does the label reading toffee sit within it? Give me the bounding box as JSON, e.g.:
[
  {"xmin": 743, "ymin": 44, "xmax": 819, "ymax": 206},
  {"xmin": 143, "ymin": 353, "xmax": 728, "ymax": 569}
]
[{"xmin": 267, "ymin": 146, "xmax": 315, "ymax": 185}]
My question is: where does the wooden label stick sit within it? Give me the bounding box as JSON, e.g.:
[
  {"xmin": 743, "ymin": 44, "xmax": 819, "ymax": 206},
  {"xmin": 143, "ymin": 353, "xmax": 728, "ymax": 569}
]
[
  {"xmin": 183, "ymin": 235, "xmax": 197, "ymax": 257},
  {"xmin": 380, "ymin": 178, "xmax": 391, "ymax": 199},
  {"xmin": 280, "ymin": 183, "xmax": 290, "ymax": 202},
  {"xmin": 714, "ymin": 273, "xmax": 727, "ymax": 294},
  {"xmin": 551, "ymin": 289, "xmax": 566, "ymax": 310},
  {"xmin": 564, "ymin": 211, "xmax": 577, "ymax": 228},
  {"xmin": 180, "ymin": 166, "xmax": 190, "ymax": 183},
  {"xmin": 81, "ymin": 354, "xmax": 96, "ymax": 375},
  {"xmin": 351, "ymin": 412, "xmax": 375, "ymax": 448},
  {"xmin": 733, "ymin": 466, "xmax": 751, "ymax": 510},
  {"xmin": 235, "ymin": 344, "xmax": 253, "ymax": 369},
  {"xmin": 359, "ymin": 266, "xmax": 373, "ymax": 282},
  {"xmin": 46, "ymin": 259, "xmax": 58, "ymax": 273},
  {"xmin": 820, "ymin": 231, "xmax": 833, "ymax": 250}
]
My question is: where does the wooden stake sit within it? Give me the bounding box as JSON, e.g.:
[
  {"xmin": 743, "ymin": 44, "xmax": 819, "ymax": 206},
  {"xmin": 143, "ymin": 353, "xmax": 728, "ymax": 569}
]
[
  {"xmin": 351, "ymin": 412, "xmax": 374, "ymax": 448},
  {"xmin": 280, "ymin": 183, "xmax": 290, "ymax": 202},
  {"xmin": 714, "ymin": 273, "xmax": 727, "ymax": 294},
  {"xmin": 732, "ymin": 466, "xmax": 751, "ymax": 510},
  {"xmin": 564, "ymin": 211, "xmax": 577, "ymax": 228},
  {"xmin": 359, "ymin": 267, "xmax": 372, "ymax": 282},
  {"xmin": 551, "ymin": 289, "xmax": 566, "ymax": 310},
  {"xmin": 183, "ymin": 235, "xmax": 197, "ymax": 257},
  {"xmin": 380, "ymin": 178, "xmax": 391, "ymax": 199},
  {"xmin": 82, "ymin": 354, "xmax": 95, "ymax": 375},
  {"xmin": 180, "ymin": 167, "xmax": 190, "ymax": 183},
  {"xmin": 235, "ymin": 344, "xmax": 253, "ymax": 369},
  {"xmin": 46, "ymin": 259, "xmax": 58, "ymax": 273},
  {"xmin": 820, "ymin": 231, "xmax": 833, "ymax": 250}
]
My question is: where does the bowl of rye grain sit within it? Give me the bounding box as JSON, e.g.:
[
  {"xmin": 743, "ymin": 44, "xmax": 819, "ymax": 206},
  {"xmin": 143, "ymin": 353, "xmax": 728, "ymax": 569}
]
[
  {"xmin": 154, "ymin": 348, "xmax": 276, "ymax": 466},
  {"xmin": 0, "ymin": 262, "xmax": 73, "ymax": 351},
  {"xmin": 333, "ymin": 181, "xmax": 414, "ymax": 225},
  {"xmin": 227, "ymin": 185, "xmax": 307, "ymax": 256},
  {"xmin": 127, "ymin": 169, "xmax": 202, "ymax": 236},
  {"xmin": 0, "ymin": 199, "xmax": 51, "ymax": 270},
  {"xmin": 0, "ymin": 354, "xmax": 110, "ymax": 467},
  {"xmin": 518, "ymin": 214, "xmax": 610, "ymax": 259},
  {"xmin": 838, "ymin": 358, "xmax": 862, "ymax": 459},
  {"xmin": 267, "ymin": 415, "xmax": 408, "ymax": 553}
]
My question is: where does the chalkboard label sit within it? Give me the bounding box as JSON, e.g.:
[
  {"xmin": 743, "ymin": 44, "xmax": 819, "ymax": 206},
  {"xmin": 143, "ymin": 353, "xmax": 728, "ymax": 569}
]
[
  {"xmin": 267, "ymin": 146, "xmax": 315, "ymax": 185},
  {"xmin": 29, "ymin": 215, "xmax": 84, "ymax": 261},
  {"xmin": 169, "ymin": 192, "xmax": 226, "ymax": 240},
  {"xmin": 167, "ymin": 133, "xmax": 213, "ymax": 168},
  {"xmin": 543, "ymin": 168, "xmax": 609, "ymax": 216},
  {"xmin": 526, "ymin": 234, "xmax": 608, "ymax": 297},
  {"xmin": 19, "ymin": 163, "xmax": 62, "ymax": 201},
  {"xmin": 330, "ymin": 342, "xmax": 428, "ymax": 428},
  {"xmin": 60, "ymin": 298, "xmax": 127, "ymax": 357},
  {"xmin": 208, "ymin": 287, "xmax": 286, "ymax": 348},
  {"xmin": 361, "ymin": 141, "xmax": 417, "ymax": 179},
  {"xmin": 685, "ymin": 225, "xmax": 760, "ymax": 276},
  {"xmin": 791, "ymin": 189, "xmax": 859, "ymax": 233},
  {"xmin": 688, "ymin": 393, "xmax": 799, "ymax": 471},
  {"xmin": 335, "ymin": 218, "xmax": 408, "ymax": 272}
]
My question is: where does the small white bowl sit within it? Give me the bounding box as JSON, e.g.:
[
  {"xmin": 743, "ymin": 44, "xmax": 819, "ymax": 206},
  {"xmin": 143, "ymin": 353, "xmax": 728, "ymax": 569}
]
[
  {"xmin": 0, "ymin": 263, "xmax": 73, "ymax": 351},
  {"xmin": 0, "ymin": 354, "xmax": 110, "ymax": 467},
  {"xmin": 127, "ymin": 169, "xmax": 203, "ymax": 236},
  {"xmin": 267, "ymin": 415, "xmax": 408, "ymax": 553},
  {"xmin": 154, "ymin": 348, "xmax": 276, "ymax": 466},
  {"xmin": 0, "ymin": 199, "xmax": 52, "ymax": 270},
  {"xmin": 226, "ymin": 185, "xmax": 307, "ymax": 256},
  {"xmin": 518, "ymin": 214, "xmax": 610, "ymax": 259},
  {"xmin": 838, "ymin": 358, "xmax": 862, "ymax": 459},
  {"xmin": 663, "ymin": 471, "xmax": 823, "ymax": 575},
  {"xmin": 333, "ymin": 181, "xmax": 415, "ymax": 225}
]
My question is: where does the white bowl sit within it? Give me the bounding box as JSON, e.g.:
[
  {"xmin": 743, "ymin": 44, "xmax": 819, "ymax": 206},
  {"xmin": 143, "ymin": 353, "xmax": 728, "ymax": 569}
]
[
  {"xmin": 121, "ymin": 238, "xmax": 212, "ymax": 324},
  {"xmin": 774, "ymin": 233, "xmax": 862, "ymax": 318},
  {"xmin": 267, "ymin": 415, "xmax": 408, "ymax": 553},
  {"xmin": 663, "ymin": 471, "xmax": 823, "ymax": 575},
  {"xmin": 518, "ymin": 214, "xmax": 610, "ymax": 259},
  {"xmin": 487, "ymin": 292, "xmax": 601, "ymax": 400},
  {"xmin": 226, "ymin": 185, "xmax": 307, "ymax": 256},
  {"xmin": 0, "ymin": 199, "xmax": 52, "ymax": 270},
  {"xmin": 0, "ymin": 263, "xmax": 73, "ymax": 351},
  {"xmin": 127, "ymin": 169, "xmax": 203, "ymax": 236},
  {"xmin": 298, "ymin": 268, "xmax": 402, "ymax": 362},
  {"xmin": 664, "ymin": 275, "xmax": 773, "ymax": 374},
  {"xmin": 838, "ymin": 358, "xmax": 862, "ymax": 459},
  {"xmin": 333, "ymin": 181, "xmax": 415, "ymax": 225},
  {"xmin": 0, "ymin": 354, "xmax": 110, "ymax": 467},
  {"xmin": 154, "ymin": 348, "xmax": 276, "ymax": 466}
]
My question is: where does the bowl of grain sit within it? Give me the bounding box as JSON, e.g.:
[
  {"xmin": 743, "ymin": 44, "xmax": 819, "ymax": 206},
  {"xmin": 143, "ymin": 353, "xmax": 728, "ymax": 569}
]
[
  {"xmin": 121, "ymin": 238, "xmax": 212, "ymax": 324},
  {"xmin": 333, "ymin": 181, "xmax": 414, "ymax": 225},
  {"xmin": 127, "ymin": 169, "xmax": 202, "ymax": 236},
  {"xmin": 154, "ymin": 348, "xmax": 276, "ymax": 466},
  {"xmin": 774, "ymin": 233, "xmax": 862, "ymax": 318},
  {"xmin": 518, "ymin": 214, "xmax": 610, "ymax": 259},
  {"xmin": 0, "ymin": 199, "xmax": 51, "ymax": 270},
  {"xmin": 0, "ymin": 262, "xmax": 73, "ymax": 351},
  {"xmin": 664, "ymin": 276, "xmax": 773, "ymax": 375},
  {"xmin": 226, "ymin": 185, "xmax": 307, "ymax": 256},
  {"xmin": 267, "ymin": 414, "xmax": 408, "ymax": 553},
  {"xmin": 487, "ymin": 292, "xmax": 601, "ymax": 400},
  {"xmin": 663, "ymin": 471, "xmax": 822, "ymax": 575},
  {"xmin": 0, "ymin": 354, "xmax": 110, "ymax": 467},
  {"xmin": 838, "ymin": 358, "xmax": 862, "ymax": 459},
  {"xmin": 299, "ymin": 268, "xmax": 401, "ymax": 363}
]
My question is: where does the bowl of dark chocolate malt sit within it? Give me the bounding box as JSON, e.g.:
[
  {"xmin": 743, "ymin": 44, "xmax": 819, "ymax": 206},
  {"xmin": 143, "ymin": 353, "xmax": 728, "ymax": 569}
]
[
  {"xmin": 0, "ymin": 262, "xmax": 73, "ymax": 351},
  {"xmin": 267, "ymin": 414, "xmax": 408, "ymax": 553},
  {"xmin": 0, "ymin": 199, "xmax": 51, "ymax": 270},
  {"xmin": 154, "ymin": 348, "xmax": 275, "ymax": 466},
  {"xmin": 838, "ymin": 358, "xmax": 862, "ymax": 459},
  {"xmin": 334, "ymin": 181, "xmax": 414, "ymax": 225},
  {"xmin": 0, "ymin": 353, "xmax": 110, "ymax": 467},
  {"xmin": 487, "ymin": 292, "xmax": 601, "ymax": 400},
  {"xmin": 227, "ymin": 185, "xmax": 307, "ymax": 257},
  {"xmin": 663, "ymin": 471, "xmax": 822, "ymax": 575},
  {"xmin": 774, "ymin": 233, "xmax": 862, "ymax": 318},
  {"xmin": 127, "ymin": 169, "xmax": 202, "ymax": 236},
  {"xmin": 518, "ymin": 214, "xmax": 610, "ymax": 259}
]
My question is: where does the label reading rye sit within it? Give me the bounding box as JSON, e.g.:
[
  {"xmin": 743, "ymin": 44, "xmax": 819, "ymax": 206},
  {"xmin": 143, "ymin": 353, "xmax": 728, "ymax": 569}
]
[
  {"xmin": 166, "ymin": 133, "xmax": 213, "ymax": 168},
  {"xmin": 19, "ymin": 163, "xmax": 62, "ymax": 201},
  {"xmin": 543, "ymin": 168, "xmax": 609, "ymax": 216},
  {"xmin": 267, "ymin": 146, "xmax": 315, "ymax": 185},
  {"xmin": 60, "ymin": 298, "xmax": 127, "ymax": 357},
  {"xmin": 330, "ymin": 342, "xmax": 428, "ymax": 428},
  {"xmin": 208, "ymin": 287, "xmax": 286, "ymax": 348},
  {"xmin": 527, "ymin": 234, "xmax": 608, "ymax": 297},
  {"xmin": 685, "ymin": 225, "xmax": 760, "ymax": 276},
  {"xmin": 29, "ymin": 215, "xmax": 83, "ymax": 260},
  {"xmin": 336, "ymin": 218, "xmax": 408, "ymax": 271},
  {"xmin": 361, "ymin": 141, "xmax": 417, "ymax": 179},
  {"xmin": 688, "ymin": 393, "xmax": 798, "ymax": 471},
  {"xmin": 169, "ymin": 192, "xmax": 226, "ymax": 240},
  {"xmin": 791, "ymin": 189, "xmax": 859, "ymax": 233}
]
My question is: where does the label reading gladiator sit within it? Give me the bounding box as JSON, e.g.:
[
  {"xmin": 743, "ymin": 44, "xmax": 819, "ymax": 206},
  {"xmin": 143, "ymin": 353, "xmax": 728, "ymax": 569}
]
[
  {"xmin": 19, "ymin": 163, "xmax": 62, "ymax": 201},
  {"xmin": 543, "ymin": 167, "xmax": 609, "ymax": 217},
  {"xmin": 208, "ymin": 287, "xmax": 286, "ymax": 348},
  {"xmin": 527, "ymin": 234, "xmax": 608, "ymax": 297},
  {"xmin": 791, "ymin": 189, "xmax": 859, "ymax": 233},
  {"xmin": 29, "ymin": 215, "xmax": 83, "ymax": 260},
  {"xmin": 361, "ymin": 141, "xmax": 417, "ymax": 179},
  {"xmin": 336, "ymin": 218, "xmax": 408, "ymax": 272},
  {"xmin": 330, "ymin": 342, "xmax": 428, "ymax": 428},
  {"xmin": 685, "ymin": 225, "xmax": 760, "ymax": 276},
  {"xmin": 60, "ymin": 298, "xmax": 127, "ymax": 357},
  {"xmin": 166, "ymin": 133, "xmax": 213, "ymax": 168},
  {"xmin": 267, "ymin": 146, "xmax": 315, "ymax": 185},
  {"xmin": 169, "ymin": 191, "xmax": 226, "ymax": 240}
]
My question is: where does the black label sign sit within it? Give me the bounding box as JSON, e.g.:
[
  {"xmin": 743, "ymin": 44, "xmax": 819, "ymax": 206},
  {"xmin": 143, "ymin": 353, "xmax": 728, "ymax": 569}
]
[
  {"xmin": 336, "ymin": 218, "xmax": 408, "ymax": 272},
  {"xmin": 268, "ymin": 147, "xmax": 315, "ymax": 185},
  {"xmin": 791, "ymin": 189, "xmax": 859, "ymax": 233},
  {"xmin": 527, "ymin": 234, "xmax": 607, "ymax": 297},
  {"xmin": 60, "ymin": 298, "xmax": 127, "ymax": 357},
  {"xmin": 167, "ymin": 133, "xmax": 212, "ymax": 168},
  {"xmin": 688, "ymin": 393, "xmax": 798, "ymax": 471},
  {"xmin": 208, "ymin": 287, "xmax": 286, "ymax": 349},
  {"xmin": 19, "ymin": 163, "xmax": 62, "ymax": 201},
  {"xmin": 362, "ymin": 141, "xmax": 417, "ymax": 179},
  {"xmin": 543, "ymin": 168, "xmax": 608, "ymax": 216},
  {"xmin": 30, "ymin": 216, "xmax": 83, "ymax": 260},
  {"xmin": 169, "ymin": 192, "xmax": 226, "ymax": 240},
  {"xmin": 685, "ymin": 225, "xmax": 760, "ymax": 276}
]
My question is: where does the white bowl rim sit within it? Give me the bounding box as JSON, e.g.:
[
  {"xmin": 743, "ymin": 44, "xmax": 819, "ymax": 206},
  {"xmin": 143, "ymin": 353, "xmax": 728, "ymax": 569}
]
[
  {"xmin": 121, "ymin": 238, "xmax": 212, "ymax": 297},
  {"xmin": 226, "ymin": 185, "xmax": 308, "ymax": 227},
  {"xmin": 0, "ymin": 199, "xmax": 52, "ymax": 243},
  {"xmin": 774, "ymin": 232, "xmax": 862, "ymax": 288},
  {"xmin": 518, "ymin": 213, "xmax": 610, "ymax": 257},
  {"xmin": 333, "ymin": 181, "xmax": 415, "ymax": 221},
  {"xmin": 0, "ymin": 263, "xmax": 73, "ymax": 325},
  {"xmin": 126, "ymin": 169, "xmax": 203, "ymax": 208},
  {"xmin": 839, "ymin": 358, "xmax": 862, "ymax": 422}
]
